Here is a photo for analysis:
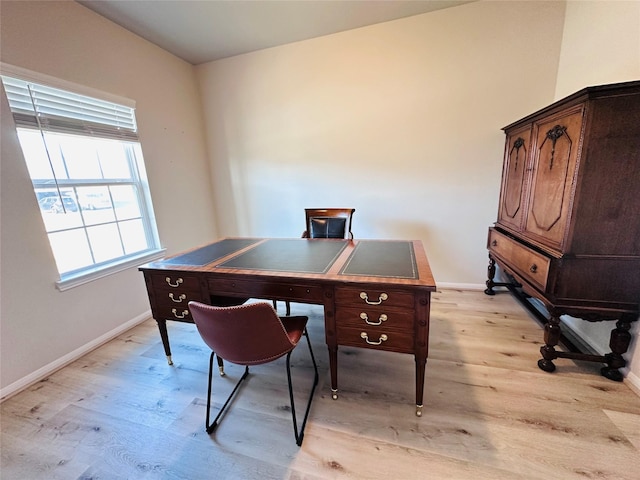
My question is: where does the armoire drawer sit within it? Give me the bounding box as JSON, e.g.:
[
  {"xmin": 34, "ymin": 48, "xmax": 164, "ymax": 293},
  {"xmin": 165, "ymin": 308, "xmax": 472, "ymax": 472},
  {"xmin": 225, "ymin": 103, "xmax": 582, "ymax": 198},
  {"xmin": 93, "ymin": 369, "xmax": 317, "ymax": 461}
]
[{"xmin": 488, "ymin": 229, "xmax": 550, "ymax": 290}]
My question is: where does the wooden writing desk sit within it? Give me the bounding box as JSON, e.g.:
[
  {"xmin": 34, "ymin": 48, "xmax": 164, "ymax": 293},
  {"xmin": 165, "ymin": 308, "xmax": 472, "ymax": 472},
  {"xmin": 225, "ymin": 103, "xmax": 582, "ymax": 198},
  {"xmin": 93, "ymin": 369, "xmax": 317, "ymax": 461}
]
[{"xmin": 139, "ymin": 238, "xmax": 436, "ymax": 415}]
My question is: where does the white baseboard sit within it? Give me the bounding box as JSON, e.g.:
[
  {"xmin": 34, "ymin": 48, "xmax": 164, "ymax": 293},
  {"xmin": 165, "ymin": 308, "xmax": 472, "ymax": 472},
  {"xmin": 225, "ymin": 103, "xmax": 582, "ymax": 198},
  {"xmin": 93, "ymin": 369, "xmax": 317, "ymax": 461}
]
[
  {"xmin": 622, "ymin": 369, "xmax": 640, "ymax": 397},
  {"xmin": 0, "ymin": 311, "xmax": 151, "ymax": 402}
]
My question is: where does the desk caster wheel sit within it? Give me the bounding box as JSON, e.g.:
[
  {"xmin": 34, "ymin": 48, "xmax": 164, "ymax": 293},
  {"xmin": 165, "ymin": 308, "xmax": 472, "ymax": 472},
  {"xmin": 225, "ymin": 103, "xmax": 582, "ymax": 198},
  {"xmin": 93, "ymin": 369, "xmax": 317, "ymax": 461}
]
[
  {"xmin": 416, "ymin": 405, "xmax": 423, "ymax": 417},
  {"xmin": 331, "ymin": 389, "xmax": 338, "ymax": 400}
]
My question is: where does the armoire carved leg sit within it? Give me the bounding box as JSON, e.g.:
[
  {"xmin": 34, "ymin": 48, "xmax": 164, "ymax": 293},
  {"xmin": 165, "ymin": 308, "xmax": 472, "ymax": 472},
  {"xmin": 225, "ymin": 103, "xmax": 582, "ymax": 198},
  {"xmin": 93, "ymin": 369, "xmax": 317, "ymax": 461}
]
[
  {"xmin": 601, "ymin": 314, "xmax": 634, "ymax": 382},
  {"xmin": 484, "ymin": 255, "xmax": 497, "ymax": 295},
  {"xmin": 538, "ymin": 311, "xmax": 561, "ymax": 373}
]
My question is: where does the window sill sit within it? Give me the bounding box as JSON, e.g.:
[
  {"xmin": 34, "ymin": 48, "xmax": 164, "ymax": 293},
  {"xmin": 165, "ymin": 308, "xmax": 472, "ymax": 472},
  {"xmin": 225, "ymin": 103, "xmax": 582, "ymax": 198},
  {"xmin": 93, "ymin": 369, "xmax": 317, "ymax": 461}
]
[{"xmin": 56, "ymin": 249, "xmax": 166, "ymax": 292}]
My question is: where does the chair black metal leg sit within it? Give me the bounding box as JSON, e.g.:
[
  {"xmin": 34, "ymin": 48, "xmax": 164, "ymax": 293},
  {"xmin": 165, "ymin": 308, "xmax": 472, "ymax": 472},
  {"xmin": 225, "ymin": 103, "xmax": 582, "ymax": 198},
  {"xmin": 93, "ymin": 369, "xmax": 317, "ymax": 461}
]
[
  {"xmin": 273, "ymin": 300, "xmax": 291, "ymax": 316},
  {"xmin": 286, "ymin": 328, "xmax": 319, "ymax": 446},
  {"xmin": 205, "ymin": 352, "xmax": 249, "ymax": 434}
]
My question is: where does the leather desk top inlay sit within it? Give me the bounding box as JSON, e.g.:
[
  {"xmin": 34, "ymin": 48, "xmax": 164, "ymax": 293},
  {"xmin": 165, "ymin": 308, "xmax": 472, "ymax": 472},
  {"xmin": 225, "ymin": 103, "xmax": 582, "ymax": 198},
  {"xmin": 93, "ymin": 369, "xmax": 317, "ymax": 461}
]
[
  {"xmin": 340, "ymin": 241, "xmax": 417, "ymax": 279},
  {"xmin": 218, "ymin": 238, "xmax": 348, "ymax": 273},
  {"xmin": 163, "ymin": 238, "xmax": 260, "ymax": 266}
]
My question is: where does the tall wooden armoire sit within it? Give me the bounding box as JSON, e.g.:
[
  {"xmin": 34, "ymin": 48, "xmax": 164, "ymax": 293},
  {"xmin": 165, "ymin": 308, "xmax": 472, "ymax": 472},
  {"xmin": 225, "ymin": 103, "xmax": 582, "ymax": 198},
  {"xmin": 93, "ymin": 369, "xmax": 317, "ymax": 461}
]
[{"xmin": 485, "ymin": 80, "xmax": 640, "ymax": 381}]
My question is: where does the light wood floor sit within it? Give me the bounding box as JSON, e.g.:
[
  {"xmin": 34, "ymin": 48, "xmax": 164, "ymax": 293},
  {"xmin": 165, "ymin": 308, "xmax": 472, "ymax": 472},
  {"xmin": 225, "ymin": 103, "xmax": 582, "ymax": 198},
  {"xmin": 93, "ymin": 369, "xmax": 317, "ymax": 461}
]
[{"xmin": 1, "ymin": 289, "xmax": 639, "ymax": 479}]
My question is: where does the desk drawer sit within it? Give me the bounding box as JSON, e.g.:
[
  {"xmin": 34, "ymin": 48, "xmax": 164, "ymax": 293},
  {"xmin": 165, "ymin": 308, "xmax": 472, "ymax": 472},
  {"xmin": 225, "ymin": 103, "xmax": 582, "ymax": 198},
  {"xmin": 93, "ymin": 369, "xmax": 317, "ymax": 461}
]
[
  {"xmin": 335, "ymin": 306, "xmax": 414, "ymax": 330},
  {"xmin": 153, "ymin": 287, "xmax": 202, "ymax": 307},
  {"xmin": 488, "ymin": 229, "xmax": 550, "ymax": 290},
  {"xmin": 153, "ymin": 305, "xmax": 194, "ymax": 323},
  {"xmin": 337, "ymin": 325, "xmax": 414, "ymax": 353},
  {"xmin": 148, "ymin": 273, "xmax": 205, "ymax": 308},
  {"xmin": 151, "ymin": 274, "xmax": 200, "ymax": 291},
  {"xmin": 208, "ymin": 278, "xmax": 325, "ymax": 303},
  {"xmin": 334, "ymin": 286, "xmax": 414, "ymax": 309}
]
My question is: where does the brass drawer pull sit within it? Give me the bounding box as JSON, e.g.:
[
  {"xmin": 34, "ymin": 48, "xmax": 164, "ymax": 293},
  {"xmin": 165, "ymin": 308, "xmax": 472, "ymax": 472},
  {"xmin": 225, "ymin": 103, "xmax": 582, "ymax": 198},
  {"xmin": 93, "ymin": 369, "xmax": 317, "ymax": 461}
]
[
  {"xmin": 491, "ymin": 239, "xmax": 498, "ymax": 246},
  {"xmin": 171, "ymin": 308, "xmax": 189, "ymax": 319},
  {"xmin": 360, "ymin": 291, "xmax": 388, "ymax": 305},
  {"xmin": 166, "ymin": 277, "xmax": 183, "ymax": 288},
  {"xmin": 360, "ymin": 312, "xmax": 388, "ymax": 326},
  {"xmin": 360, "ymin": 332, "xmax": 388, "ymax": 345},
  {"xmin": 530, "ymin": 264, "xmax": 538, "ymax": 273},
  {"xmin": 169, "ymin": 293, "xmax": 187, "ymax": 303}
]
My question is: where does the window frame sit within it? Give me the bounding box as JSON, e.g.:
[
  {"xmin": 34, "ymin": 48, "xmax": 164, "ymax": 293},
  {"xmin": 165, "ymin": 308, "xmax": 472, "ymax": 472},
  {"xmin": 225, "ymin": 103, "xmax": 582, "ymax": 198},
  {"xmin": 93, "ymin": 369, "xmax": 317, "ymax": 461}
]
[{"xmin": 1, "ymin": 64, "xmax": 164, "ymax": 291}]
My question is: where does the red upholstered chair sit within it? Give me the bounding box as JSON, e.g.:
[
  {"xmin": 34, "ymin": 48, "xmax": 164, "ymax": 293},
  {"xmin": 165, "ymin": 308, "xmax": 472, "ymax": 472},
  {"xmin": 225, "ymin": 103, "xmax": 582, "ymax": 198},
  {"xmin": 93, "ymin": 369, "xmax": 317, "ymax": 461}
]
[{"xmin": 188, "ymin": 301, "xmax": 319, "ymax": 446}]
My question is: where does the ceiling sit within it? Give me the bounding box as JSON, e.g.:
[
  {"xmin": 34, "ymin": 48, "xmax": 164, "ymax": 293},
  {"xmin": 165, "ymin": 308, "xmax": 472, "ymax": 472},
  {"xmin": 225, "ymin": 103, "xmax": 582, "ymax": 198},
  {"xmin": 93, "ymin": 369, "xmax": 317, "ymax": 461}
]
[{"xmin": 77, "ymin": 0, "xmax": 473, "ymax": 65}]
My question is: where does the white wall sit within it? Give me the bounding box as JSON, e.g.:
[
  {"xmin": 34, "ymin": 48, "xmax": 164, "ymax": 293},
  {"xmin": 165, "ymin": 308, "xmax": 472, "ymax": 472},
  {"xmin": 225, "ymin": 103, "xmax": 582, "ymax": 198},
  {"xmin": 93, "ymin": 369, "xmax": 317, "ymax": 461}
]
[
  {"xmin": 196, "ymin": 0, "xmax": 566, "ymax": 286},
  {"xmin": 555, "ymin": 0, "xmax": 640, "ymax": 98},
  {"xmin": 0, "ymin": 1, "xmax": 215, "ymax": 395},
  {"xmin": 554, "ymin": 0, "xmax": 640, "ymax": 388}
]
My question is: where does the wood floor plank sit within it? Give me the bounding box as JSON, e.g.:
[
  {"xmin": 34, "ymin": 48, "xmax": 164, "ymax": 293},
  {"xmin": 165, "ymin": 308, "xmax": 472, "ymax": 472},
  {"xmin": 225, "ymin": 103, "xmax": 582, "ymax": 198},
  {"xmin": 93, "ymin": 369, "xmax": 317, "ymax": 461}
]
[
  {"xmin": 603, "ymin": 409, "xmax": 640, "ymax": 451},
  {"xmin": 287, "ymin": 426, "xmax": 528, "ymax": 480},
  {"xmin": 2, "ymin": 289, "xmax": 639, "ymax": 479}
]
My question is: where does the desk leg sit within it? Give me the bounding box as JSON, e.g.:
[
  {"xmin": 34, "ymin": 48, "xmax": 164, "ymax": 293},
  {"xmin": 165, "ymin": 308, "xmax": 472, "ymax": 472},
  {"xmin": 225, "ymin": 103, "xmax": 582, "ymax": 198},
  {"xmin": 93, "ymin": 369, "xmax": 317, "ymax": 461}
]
[
  {"xmin": 415, "ymin": 356, "xmax": 426, "ymax": 417},
  {"xmin": 217, "ymin": 356, "xmax": 226, "ymax": 376},
  {"xmin": 329, "ymin": 346, "xmax": 338, "ymax": 400},
  {"xmin": 156, "ymin": 318, "xmax": 173, "ymax": 365}
]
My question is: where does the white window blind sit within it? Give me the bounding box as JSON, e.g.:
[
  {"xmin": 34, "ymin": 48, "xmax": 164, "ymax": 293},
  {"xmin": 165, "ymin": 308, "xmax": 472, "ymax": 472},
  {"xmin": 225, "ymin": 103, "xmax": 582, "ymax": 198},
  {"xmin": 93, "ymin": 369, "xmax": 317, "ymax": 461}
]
[
  {"xmin": 2, "ymin": 75, "xmax": 138, "ymax": 142},
  {"xmin": 1, "ymin": 71, "xmax": 162, "ymax": 290}
]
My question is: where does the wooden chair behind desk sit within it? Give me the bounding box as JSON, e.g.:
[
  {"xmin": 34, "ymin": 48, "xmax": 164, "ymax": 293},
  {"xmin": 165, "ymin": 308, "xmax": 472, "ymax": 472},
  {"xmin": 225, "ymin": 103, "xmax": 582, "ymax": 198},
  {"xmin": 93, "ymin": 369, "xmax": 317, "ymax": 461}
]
[
  {"xmin": 302, "ymin": 208, "xmax": 355, "ymax": 239},
  {"xmin": 274, "ymin": 208, "xmax": 356, "ymax": 315}
]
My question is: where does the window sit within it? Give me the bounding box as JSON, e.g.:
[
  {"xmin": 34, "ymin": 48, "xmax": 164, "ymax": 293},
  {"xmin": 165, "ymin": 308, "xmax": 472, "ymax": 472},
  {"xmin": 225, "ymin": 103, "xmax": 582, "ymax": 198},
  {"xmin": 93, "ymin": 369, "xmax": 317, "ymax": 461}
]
[{"xmin": 1, "ymin": 70, "xmax": 162, "ymax": 290}]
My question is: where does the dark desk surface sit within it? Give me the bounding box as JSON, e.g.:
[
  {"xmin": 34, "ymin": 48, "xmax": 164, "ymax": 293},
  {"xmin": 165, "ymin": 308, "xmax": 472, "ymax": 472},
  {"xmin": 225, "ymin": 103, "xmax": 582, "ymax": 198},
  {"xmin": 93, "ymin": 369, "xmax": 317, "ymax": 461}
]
[{"xmin": 143, "ymin": 237, "xmax": 436, "ymax": 290}]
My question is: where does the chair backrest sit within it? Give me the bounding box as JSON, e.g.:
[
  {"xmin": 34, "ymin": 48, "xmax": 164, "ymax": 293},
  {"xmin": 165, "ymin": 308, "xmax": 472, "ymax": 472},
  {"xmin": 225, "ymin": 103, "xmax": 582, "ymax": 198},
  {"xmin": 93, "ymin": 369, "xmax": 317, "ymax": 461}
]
[
  {"xmin": 188, "ymin": 302, "xmax": 298, "ymax": 365},
  {"xmin": 303, "ymin": 208, "xmax": 355, "ymax": 239}
]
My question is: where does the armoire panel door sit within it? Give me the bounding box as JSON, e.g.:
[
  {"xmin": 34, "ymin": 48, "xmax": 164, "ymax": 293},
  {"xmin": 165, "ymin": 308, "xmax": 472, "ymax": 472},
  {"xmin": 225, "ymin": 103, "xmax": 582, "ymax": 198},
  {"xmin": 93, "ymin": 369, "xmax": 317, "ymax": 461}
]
[
  {"xmin": 497, "ymin": 125, "xmax": 532, "ymax": 231},
  {"xmin": 524, "ymin": 106, "xmax": 584, "ymax": 249}
]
